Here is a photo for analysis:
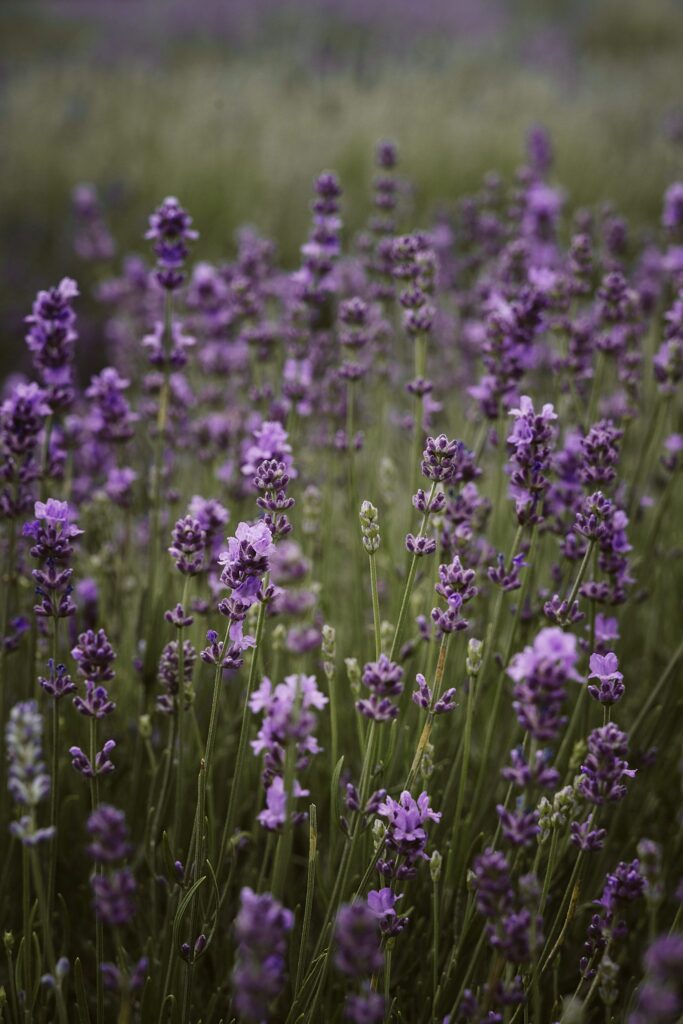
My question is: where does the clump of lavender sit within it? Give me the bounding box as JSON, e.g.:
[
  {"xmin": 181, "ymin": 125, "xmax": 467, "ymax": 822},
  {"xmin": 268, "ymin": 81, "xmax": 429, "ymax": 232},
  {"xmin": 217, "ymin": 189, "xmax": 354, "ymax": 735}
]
[
  {"xmin": 232, "ymin": 887, "xmax": 294, "ymax": 1022},
  {"xmin": 6, "ymin": 700, "xmax": 55, "ymax": 845}
]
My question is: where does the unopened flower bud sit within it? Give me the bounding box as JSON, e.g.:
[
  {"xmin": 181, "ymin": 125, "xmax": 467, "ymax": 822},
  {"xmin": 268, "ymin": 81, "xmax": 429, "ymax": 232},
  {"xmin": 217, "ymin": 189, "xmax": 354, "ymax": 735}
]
[
  {"xmin": 466, "ymin": 638, "xmax": 483, "ymax": 676},
  {"xmin": 360, "ymin": 500, "xmax": 381, "ymax": 553}
]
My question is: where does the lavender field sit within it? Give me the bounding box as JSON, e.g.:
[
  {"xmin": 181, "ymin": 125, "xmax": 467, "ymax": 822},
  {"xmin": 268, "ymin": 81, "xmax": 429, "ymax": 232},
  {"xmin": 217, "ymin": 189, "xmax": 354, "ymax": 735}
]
[{"xmin": 2, "ymin": 2, "xmax": 683, "ymax": 1023}]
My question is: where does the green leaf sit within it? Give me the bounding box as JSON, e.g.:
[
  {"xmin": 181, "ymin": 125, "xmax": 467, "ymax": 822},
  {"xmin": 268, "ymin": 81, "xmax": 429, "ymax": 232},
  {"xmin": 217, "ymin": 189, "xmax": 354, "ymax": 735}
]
[
  {"xmin": 73, "ymin": 957, "xmax": 92, "ymax": 1024},
  {"xmin": 172, "ymin": 875, "xmax": 206, "ymax": 955}
]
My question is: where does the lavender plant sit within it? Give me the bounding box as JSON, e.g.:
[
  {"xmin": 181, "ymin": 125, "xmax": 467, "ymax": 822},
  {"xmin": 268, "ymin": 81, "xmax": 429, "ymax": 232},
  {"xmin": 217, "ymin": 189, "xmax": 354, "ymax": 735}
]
[{"xmin": 1, "ymin": 129, "xmax": 683, "ymax": 1024}]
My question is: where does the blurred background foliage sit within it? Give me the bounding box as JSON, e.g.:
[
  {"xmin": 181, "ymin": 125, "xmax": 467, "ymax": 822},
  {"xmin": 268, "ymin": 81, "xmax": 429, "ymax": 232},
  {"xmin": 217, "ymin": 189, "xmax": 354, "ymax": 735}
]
[{"xmin": 3, "ymin": 0, "xmax": 683, "ymax": 371}]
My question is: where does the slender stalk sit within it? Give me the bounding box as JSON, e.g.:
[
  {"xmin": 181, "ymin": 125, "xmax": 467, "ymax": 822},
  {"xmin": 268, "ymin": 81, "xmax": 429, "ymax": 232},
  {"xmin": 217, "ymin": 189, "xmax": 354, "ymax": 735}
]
[
  {"xmin": 294, "ymin": 805, "xmax": 317, "ymax": 999},
  {"xmin": 369, "ymin": 550, "xmax": 382, "ymax": 660},
  {"xmin": 90, "ymin": 718, "xmax": 104, "ymax": 1024},
  {"xmin": 389, "ymin": 482, "xmax": 437, "ymax": 662},
  {"xmin": 219, "ymin": 590, "xmax": 268, "ymax": 873},
  {"xmin": 444, "ymin": 665, "xmax": 476, "ymax": 891}
]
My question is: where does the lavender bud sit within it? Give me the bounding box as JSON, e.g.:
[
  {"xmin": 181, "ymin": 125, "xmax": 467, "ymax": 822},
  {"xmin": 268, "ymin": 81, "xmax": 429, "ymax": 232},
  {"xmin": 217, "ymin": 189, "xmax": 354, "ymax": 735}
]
[{"xmin": 359, "ymin": 501, "xmax": 381, "ymax": 553}]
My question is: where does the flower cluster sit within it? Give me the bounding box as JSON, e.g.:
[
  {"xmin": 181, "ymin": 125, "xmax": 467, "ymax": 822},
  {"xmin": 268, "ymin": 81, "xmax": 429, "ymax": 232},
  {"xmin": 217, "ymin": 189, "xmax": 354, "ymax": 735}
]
[{"xmin": 232, "ymin": 887, "xmax": 294, "ymax": 1022}]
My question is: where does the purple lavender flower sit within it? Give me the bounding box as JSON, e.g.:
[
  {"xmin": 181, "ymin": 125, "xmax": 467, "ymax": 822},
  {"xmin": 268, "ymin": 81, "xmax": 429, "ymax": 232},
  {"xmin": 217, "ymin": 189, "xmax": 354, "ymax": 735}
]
[
  {"xmin": 25, "ymin": 278, "xmax": 79, "ymax": 410},
  {"xmin": 506, "ymin": 395, "xmax": 557, "ymax": 525},
  {"xmin": 85, "ymin": 367, "xmax": 137, "ymax": 443},
  {"xmin": 91, "ymin": 870, "xmax": 136, "ymax": 926},
  {"xmin": 87, "ymin": 804, "xmax": 131, "ymax": 863},
  {"xmin": 145, "ymin": 196, "xmax": 198, "ymax": 290},
  {"xmin": 367, "ymin": 888, "xmax": 408, "ymax": 937},
  {"xmin": 377, "ymin": 790, "xmax": 441, "ymax": 879},
  {"xmin": 432, "ymin": 554, "xmax": 477, "ymax": 634},
  {"xmin": 507, "ymin": 627, "xmax": 580, "ymax": 742},
  {"xmin": 71, "ymin": 628, "xmax": 116, "ymax": 684},
  {"xmin": 70, "ymin": 739, "xmax": 116, "ymax": 778},
  {"xmin": 334, "ymin": 902, "xmax": 384, "ymax": 977},
  {"xmin": 587, "ymin": 651, "xmax": 625, "ymax": 705},
  {"xmin": 24, "ymin": 498, "xmax": 83, "ymax": 619},
  {"xmin": 250, "ymin": 674, "xmax": 327, "ymax": 827},
  {"xmin": 412, "ymin": 673, "xmax": 456, "ymax": 714},
  {"xmin": 630, "ymin": 933, "xmax": 683, "ymax": 1023},
  {"xmin": 168, "ymin": 514, "xmax": 206, "ymax": 575},
  {"xmin": 357, "ymin": 654, "xmax": 404, "ymax": 722},
  {"xmin": 232, "ymin": 887, "xmax": 294, "ymax": 1022},
  {"xmin": 579, "ymin": 723, "xmax": 635, "ymax": 804},
  {"xmin": 0, "ymin": 382, "xmax": 51, "ymax": 519},
  {"xmin": 38, "ymin": 659, "xmax": 76, "ymax": 700}
]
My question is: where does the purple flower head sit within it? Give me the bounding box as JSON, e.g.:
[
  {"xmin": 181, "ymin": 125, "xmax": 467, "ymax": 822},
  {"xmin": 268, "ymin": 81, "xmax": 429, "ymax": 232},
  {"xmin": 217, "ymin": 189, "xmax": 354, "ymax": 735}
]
[
  {"xmin": 367, "ymin": 888, "xmax": 408, "ymax": 937},
  {"xmin": 421, "ymin": 434, "xmax": 463, "ymax": 483},
  {"xmin": 25, "ymin": 278, "xmax": 78, "ymax": 410},
  {"xmin": 218, "ymin": 520, "xmax": 276, "ymax": 607},
  {"xmin": 506, "ymin": 396, "xmax": 557, "ymax": 525},
  {"xmin": 241, "ymin": 420, "xmax": 295, "ymax": 480},
  {"xmin": 145, "ymin": 196, "xmax": 198, "ymax": 289},
  {"xmin": 232, "ymin": 887, "xmax": 294, "ymax": 1022},
  {"xmin": 91, "ymin": 869, "xmax": 136, "ymax": 927},
  {"xmin": 334, "ymin": 902, "xmax": 383, "ymax": 977},
  {"xmin": 507, "ymin": 627, "xmax": 580, "ymax": 742},
  {"xmin": 412, "ymin": 673, "xmax": 456, "ymax": 714},
  {"xmin": 497, "ymin": 805, "xmax": 540, "ymax": 847},
  {"xmin": 357, "ymin": 654, "xmax": 404, "ymax": 722},
  {"xmin": 73, "ymin": 680, "xmax": 116, "ymax": 719},
  {"xmin": 38, "ymin": 659, "xmax": 76, "ymax": 700},
  {"xmin": 86, "ymin": 804, "xmax": 131, "ymax": 863},
  {"xmin": 71, "ymin": 628, "xmax": 116, "ymax": 684},
  {"xmin": 663, "ymin": 182, "xmax": 683, "ymax": 231},
  {"xmin": 630, "ymin": 933, "xmax": 683, "ymax": 1024},
  {"xmin": 377, "ymin": 790, "xmax": 441, "ymax": 878},
  {"xmin": 570, "ymin": 815, "xmax": 606, "ymax": 852},
  {"xmin": 168, "ymin": 514, "xmax": 206, "ymax": 576},
  {"xmin": 579, "ymin": 722, "xmax": 635, "ymax": 805},
  {"xmin": 70, "ymin": 739, "xmax": 116, "ymax": 779},
  {"xmin": 587, "ymin": 651, "xmax": 625, "ymax": 705},
  {"xmin": 85, "ymin": 367, "xmax": 137, "ymax": 443},
  {"xmin": 250, "ymin": 674, "xmax": 327, "ymax": 820}
]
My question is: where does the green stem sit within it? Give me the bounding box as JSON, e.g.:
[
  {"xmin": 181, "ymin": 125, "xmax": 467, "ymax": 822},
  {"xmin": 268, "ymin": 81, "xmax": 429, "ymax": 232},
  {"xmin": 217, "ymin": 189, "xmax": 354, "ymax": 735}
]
[
  {"xmin": 369, "ymin": 551, "xmax": 382, "ymax": 660},
  {"xmin": 294, "ymin": 805, "xmax": 318, "ymax": 999},
  {"xmin": 389, "ymin": 482, "xmax": 437, "ymax": 662},
  {"xmin": 219, "ymin": 589, "xmax": 269, "ymax": 872}
]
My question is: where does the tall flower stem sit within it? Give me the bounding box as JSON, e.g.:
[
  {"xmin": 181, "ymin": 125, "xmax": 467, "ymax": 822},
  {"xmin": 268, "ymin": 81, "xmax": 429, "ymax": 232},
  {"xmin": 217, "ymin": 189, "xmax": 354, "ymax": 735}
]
[
  {"xmin": 47, "ymin": 621, "xmax": 60, "ymax": 926},
  {"xmin": 90, "ymin": 717, "xmax": 104, "ymax": 1024},
  {"xmin": 405, "ymin": 634, "xmax": 450, "ymax": 791},
  {"xmin": 389, "ymin": 481, "xmax": 437, "ymax": 662},
  {"xmin": 219, "ymin": 588, "xmax": 269, "ymax": 875},
  {"xmin": 444, "ymin": 664, "xmax": 476, "ymax": 892},
  {"xmin": 369, "ymin": 550, "xmax": 382, "ymax": 660},
  {"xmin": 469, "ymin": 524, "xmax": 526, "ymax": 811}
]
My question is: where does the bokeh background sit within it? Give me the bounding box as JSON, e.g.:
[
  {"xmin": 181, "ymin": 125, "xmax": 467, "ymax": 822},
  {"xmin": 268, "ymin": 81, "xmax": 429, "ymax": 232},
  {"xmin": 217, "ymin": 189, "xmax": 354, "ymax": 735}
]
[{"xmin": 3, "ymin": 0, "xmax": 683, "ymax": 374}]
